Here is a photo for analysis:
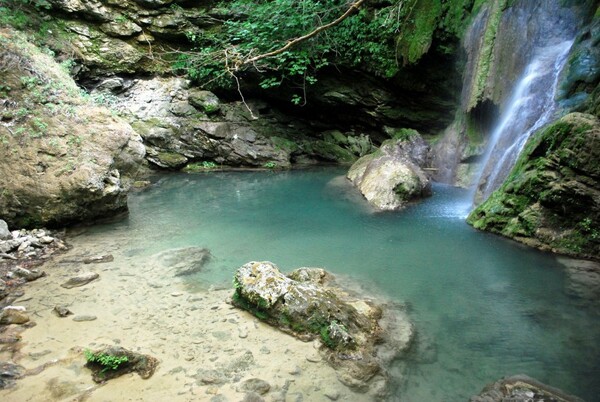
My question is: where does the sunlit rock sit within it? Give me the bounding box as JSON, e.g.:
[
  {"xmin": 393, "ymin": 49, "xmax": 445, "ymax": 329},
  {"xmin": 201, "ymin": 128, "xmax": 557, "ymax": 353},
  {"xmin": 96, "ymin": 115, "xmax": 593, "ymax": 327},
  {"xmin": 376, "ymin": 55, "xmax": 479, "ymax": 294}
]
[
  {"xmin": 347, "ymin": 132, "xmax": 431, "ymax": 210},
  {"xmin": 232, "ymin": 261, "xmax": 413, "ymax": 398}
]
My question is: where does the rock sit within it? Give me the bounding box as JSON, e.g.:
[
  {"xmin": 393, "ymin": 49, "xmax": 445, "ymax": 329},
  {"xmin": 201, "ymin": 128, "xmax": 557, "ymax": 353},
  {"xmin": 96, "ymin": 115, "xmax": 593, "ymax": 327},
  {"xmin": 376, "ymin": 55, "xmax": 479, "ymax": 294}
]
[
  {"xmin": 14, "ymin": 267, "xmax": 45, "ymax": 282},
  {"xmin": 188, "ymin": 89, "xmax": 221, "ymax": 114},
  {"xmin": 468, "ymin": 113, "xmax": 600, "ymax": 260},
  {"xmin": 100, "ymin": 20, "xmax": 142, "ymax": 37},
  {"xmin": 53, "ymin": 305, "xmax": 73, "ymax": 317},
  {"xmin": 0, "ymin": 220, "xmax": 10, "ymax": 240},
  {"xmin": 347, "ymin": 133, "xmax": 432, "ymax": 210},
  {"xmin": 39, "ymin": 236, "xmax": 54, "ymax": 244},
  {"xmin": 61, "ymin": 272, "xmax": 100, "ymax": 289},
  {"xmin": 0, "ymin": 279, "xmax": 7, "ymax": 300},
  {"xmin": 0, "ymin": 239, "xmax": 22, "ymax": 254},
  {"xmin": 240, "ymin": 393, "xmax": 265, "ymax": 402},
  {"xmin": 0, "ymin": 362, "xmax": 24, "ymax": 389},
  {"xmin": 324, "ymin": 390, "xmax": 340, "ymax": 401},
  {"xmin": 83, "ymin": 254, "xmax": 114, "ymax": 264},
  {"xmin": 232, "ymin": 261, "xmax": 414, "ymax": 397},
  {"xmin": 559, "ymin": 258, "xmax": 600, "ymax": 307},
  {"xmin": 152, "ymin": 247, "xmax": 211, "ymax": 276},
  {"xmin": 73, "ymin": 315, "xmax": 97, "ymax": 322},
  {"xmin": 0, "ymin": 309, "xmax": 30, "ymax": 325},
  {"xmin": 0, "ymin": 29, "xmax": 145, "ymax": 229},
  {"xmin": 470, "ymin": 374, "xmax": 584, "ymax": 402},
  {"xmin": 239, "ymin": 378, "xmax": 271, "ymax": 395},
  {"xmin": 85, "ymin": 346, "xmax": 159, "ymax": 383}
]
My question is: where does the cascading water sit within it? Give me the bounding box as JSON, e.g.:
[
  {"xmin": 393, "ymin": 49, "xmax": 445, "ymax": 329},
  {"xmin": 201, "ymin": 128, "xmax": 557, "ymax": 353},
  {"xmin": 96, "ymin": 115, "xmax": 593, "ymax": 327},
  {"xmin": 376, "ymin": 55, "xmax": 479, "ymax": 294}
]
[{"xmin": 472, "ymin": 39, "xmax": 574, "ymax": 204}]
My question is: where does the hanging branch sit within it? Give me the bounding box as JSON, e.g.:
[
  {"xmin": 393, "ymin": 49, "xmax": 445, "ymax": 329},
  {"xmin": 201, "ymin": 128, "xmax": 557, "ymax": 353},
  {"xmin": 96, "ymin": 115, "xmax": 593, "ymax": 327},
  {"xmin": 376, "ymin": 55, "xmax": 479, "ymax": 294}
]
[{"xmin": 233, "ymin": 0, "xmax": 367, "ymax": 70}]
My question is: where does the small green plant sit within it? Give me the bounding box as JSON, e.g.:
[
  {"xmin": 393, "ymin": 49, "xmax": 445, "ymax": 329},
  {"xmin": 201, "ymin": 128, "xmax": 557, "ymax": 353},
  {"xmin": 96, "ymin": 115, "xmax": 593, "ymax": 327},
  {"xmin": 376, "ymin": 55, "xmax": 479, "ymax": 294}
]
[
  {"xmin": 202, "ymin": 161, "xmax": 217, "ymax": 169},
  {"xmin": 20, "ymin": 76, "xmax": 41, "ymax": 90},
  {"xmin": 263, "ymin": 161, "xmax": 277, "ymax": 169},
  {"xmin": 84, "ymin": 349, "xmax": 129, "ymax": 373},
  {"xmin": 320, "ymin": 324, "xmax": 335, "ymax": 349}
]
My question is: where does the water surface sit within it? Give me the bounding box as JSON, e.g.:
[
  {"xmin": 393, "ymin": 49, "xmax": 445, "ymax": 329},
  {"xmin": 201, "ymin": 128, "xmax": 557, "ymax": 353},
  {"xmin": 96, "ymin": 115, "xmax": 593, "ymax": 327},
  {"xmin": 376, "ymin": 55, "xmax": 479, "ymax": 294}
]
[{"xmin": 83, "ymin": 167, "xmax": 599, "ymax": 400}]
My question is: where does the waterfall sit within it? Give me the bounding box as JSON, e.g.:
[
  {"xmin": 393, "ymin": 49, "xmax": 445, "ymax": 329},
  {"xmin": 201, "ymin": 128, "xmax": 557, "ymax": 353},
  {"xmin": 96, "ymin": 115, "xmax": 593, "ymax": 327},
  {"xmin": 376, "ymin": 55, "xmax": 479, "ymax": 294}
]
[{"xmin": 472, "ymin": 39, "xmax": 574, "ymax": 204}]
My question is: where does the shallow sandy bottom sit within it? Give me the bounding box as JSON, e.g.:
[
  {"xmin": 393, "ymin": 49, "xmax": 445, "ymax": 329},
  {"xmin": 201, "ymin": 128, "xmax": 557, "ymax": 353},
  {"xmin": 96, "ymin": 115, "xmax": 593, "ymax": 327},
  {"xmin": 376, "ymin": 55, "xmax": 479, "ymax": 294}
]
[{"xmin": 0, "ymin": 232, "xmax": 367, "ymax": 402}]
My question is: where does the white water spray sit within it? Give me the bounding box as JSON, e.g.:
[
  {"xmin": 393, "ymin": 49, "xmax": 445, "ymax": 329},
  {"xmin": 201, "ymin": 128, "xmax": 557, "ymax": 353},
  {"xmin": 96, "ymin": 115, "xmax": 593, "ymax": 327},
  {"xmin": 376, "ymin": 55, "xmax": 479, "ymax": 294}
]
[{"xmin": 472, "ymin": 40, "xmax": 574, "ymax": 204}]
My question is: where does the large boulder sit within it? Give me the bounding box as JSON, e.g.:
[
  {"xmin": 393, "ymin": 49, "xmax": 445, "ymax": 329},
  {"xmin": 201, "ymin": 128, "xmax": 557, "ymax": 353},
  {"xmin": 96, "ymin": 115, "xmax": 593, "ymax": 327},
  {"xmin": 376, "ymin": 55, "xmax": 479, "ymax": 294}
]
[
  {"xmin": 468, "ymin": 113, "xmax": 600, "ymax": 260},
  {"xmin": 347, "ymin": 131, "xmax": 432, "ymax": 210},
  {"xmin": 232, "ymin": 261, "xmax": 413, "ymax": 398},
  {"xmin": 0, "ymin": 29, "xmax": 145, "ymax": 228}
]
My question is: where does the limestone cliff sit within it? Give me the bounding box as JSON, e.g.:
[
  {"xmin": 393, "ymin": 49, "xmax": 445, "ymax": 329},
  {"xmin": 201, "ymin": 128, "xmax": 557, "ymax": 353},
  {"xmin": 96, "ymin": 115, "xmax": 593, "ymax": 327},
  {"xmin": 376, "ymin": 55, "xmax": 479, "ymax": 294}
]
[{"xmin": 0, "ymin": 28, "xmax": 145, "ymax": 228}]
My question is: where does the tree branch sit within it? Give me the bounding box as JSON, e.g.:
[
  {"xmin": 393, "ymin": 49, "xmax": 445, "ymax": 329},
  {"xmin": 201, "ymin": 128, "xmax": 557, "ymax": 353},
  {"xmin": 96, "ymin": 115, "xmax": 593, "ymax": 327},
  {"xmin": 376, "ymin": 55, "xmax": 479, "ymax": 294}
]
[{"xmin": 236, "ymin": 0, "xmax": 367, "ymax": 69}]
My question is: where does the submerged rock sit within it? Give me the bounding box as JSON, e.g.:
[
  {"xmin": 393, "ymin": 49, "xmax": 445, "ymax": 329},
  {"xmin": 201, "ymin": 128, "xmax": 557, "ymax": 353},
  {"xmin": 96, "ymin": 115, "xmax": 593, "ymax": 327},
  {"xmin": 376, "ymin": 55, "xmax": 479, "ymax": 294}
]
[
  {"xmin": 232, "ymin": 261, "xmax": 413, "ymax": 398},
  {"xmin": 0, "ymin": 362, "xmax": 24, "ymax": 389},
  {"xmin": 61, "ymin": 272, "xmax": 99, "ymax": 289},
  {"xmin": 468, "ymin": 113, "xmax": 600, "ymax": 260},
  {"xmin": 347, "ymin": 132, "xmax": 431, "ymax": 210},
  {"xmin": 151, "ymin": 247, "xmax": 211, "ymax": 277},
  {"xmin": 470, "ymin": 374, "xmax": 584, "ymax": 402},
  {"xmin": 0, "ymin": 308, "xmax": 30, "ymax": 325},
  {"xmin": 53, "ymin": 305, "xmax": 73, "ymax": 317}
]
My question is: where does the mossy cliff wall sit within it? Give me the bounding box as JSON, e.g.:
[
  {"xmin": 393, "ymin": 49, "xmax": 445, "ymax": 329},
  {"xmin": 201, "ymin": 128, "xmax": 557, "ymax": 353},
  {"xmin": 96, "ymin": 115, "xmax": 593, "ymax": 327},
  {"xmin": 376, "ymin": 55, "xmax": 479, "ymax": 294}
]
[
  {"xmin": 467, "ymin": 113, "xmax": 600, "ymax": 260},
  {"xmin": 432, "ymin": 0, "xmax": 597, "ymax": 186}
]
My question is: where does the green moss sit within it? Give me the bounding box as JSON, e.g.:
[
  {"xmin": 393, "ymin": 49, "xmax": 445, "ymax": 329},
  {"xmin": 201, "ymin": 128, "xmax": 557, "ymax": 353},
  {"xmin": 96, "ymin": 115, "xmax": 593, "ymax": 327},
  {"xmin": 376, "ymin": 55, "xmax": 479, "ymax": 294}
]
[
  {"xmin": 156, "ymin": 152, "xmax": 187, "ymax": 168},
  {"xmin": 271, "ymin": 136, "xmax": 299, "ymax": 153},
  {"xmin": 467, "ymin": 0, "xmax": 508, "ymax": 110},
  {"xmin": 391, "ymin": 128, "xmax": 420, "ymax": 141},
  {"xmin": 183, "ymin": 161, "xmax": 219, "ymax": 172}
]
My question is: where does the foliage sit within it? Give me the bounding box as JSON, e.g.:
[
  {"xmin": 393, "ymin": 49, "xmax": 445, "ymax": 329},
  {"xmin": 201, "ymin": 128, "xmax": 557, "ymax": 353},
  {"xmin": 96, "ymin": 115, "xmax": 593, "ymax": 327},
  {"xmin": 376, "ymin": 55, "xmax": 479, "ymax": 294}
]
[
  {"xmin": 263, "ymin": 161, "xmax": 276, "ymax": 169},
  {"xmin": 0, "ymin": 0, "xmax": 51, "ymax": 29},
  {"xmin": 175, "ymin": 0, "xmax": 406, "ymax": 95},
  {"xmin": 174, "ymin": 0, "xmax": 478, "ymax": 99},
  {"xmin": 84, "ymin": 349, "xmax": 129, "ymax": 373}
]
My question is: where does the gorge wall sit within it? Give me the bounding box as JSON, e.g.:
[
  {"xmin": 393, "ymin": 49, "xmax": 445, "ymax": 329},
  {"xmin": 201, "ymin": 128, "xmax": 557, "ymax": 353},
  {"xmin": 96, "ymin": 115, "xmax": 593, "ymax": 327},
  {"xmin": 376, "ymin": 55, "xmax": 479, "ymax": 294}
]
[{"xmin": 0, "ymin": 0, "xmax": 598, "ymax": 261}]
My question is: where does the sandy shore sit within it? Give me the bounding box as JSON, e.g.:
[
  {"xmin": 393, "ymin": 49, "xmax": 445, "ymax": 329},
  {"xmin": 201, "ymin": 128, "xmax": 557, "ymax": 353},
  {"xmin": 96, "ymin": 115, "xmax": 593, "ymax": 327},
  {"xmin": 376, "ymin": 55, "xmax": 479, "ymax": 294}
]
[{"xmin": 0, "ymin": 231, "xmax": 369, "ymax": 402}]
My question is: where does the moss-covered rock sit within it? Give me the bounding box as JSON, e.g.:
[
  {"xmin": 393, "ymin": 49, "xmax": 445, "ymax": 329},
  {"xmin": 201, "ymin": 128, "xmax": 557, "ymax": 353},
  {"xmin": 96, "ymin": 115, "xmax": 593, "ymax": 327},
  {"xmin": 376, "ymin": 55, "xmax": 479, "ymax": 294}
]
[
  {"xmin": 0, "ymin": 29, "xmax": 146, "ymax": 228},
  {"xmin": 232, "ymin": 261, "xmax": 413, "ymax": 397},
  {"xmin": 467, "ymin": 113, "xmax": 600, "ymax": 260}
]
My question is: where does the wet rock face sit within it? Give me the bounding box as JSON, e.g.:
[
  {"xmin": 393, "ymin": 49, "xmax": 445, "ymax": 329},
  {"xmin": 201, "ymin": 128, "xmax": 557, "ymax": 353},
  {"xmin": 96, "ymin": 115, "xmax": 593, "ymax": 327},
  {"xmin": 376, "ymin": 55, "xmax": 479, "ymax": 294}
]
[
  {"xmin": 232, "ymin": 261, "xmax": 414, "ymax": 397},
  {"xmin": 468, "ymin": 113, "xmax": 600, "ymax": 260},
  {"xmin": 558, "ymin": 16, "xmax": 600, "ymax": 114},
  {"xmin": 347, "ymin": 132, "xmax": 431, "ymax": 210}
]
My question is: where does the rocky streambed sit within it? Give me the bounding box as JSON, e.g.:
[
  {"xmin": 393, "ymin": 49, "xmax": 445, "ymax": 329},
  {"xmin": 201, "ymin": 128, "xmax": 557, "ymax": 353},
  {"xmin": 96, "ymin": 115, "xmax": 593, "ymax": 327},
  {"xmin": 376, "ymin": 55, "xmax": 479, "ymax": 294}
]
[{"xmin": 0, "ymin": 220, "xmax": 416, "ymax": 401}]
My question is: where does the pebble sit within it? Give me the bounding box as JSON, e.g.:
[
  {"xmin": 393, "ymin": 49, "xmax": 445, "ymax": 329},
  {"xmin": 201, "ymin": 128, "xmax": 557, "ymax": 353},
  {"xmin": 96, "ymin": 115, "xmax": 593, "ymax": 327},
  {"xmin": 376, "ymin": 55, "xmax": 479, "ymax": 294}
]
[
  {"xmin": 171, "ymin": 292, "xmax": 183, "ymax": 297},
  {"xmin": 40, "ymin": 236, "xmax": 54, "ymax": 244},
  {"xmin": 324, "ymin": 390, "xmax": 340, "ymax": 400},
  {"xmin": 72, "ymin": 315, "xmax": 97, "ymax": 322},
  {"xmin": 240, "ymin": 378, "xmax": 271, "ymax": 395},
  {"xmin": 53, "ymin": 305, "xmax": 73, "ymax": 317},
  {"xmin": 305, "ymin": 353, "xmax": 321, "ymax": 363},
  {"xmin": 238, "ymin": 325, "xmax": 248, "ymax": 339},
  {"xmin": 288, "ymin": 366, "xmax": 302, "ymax": 375},
  {"xmin": 83, "ymin": 254, "xmax": 114, "ymax": 264}
]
